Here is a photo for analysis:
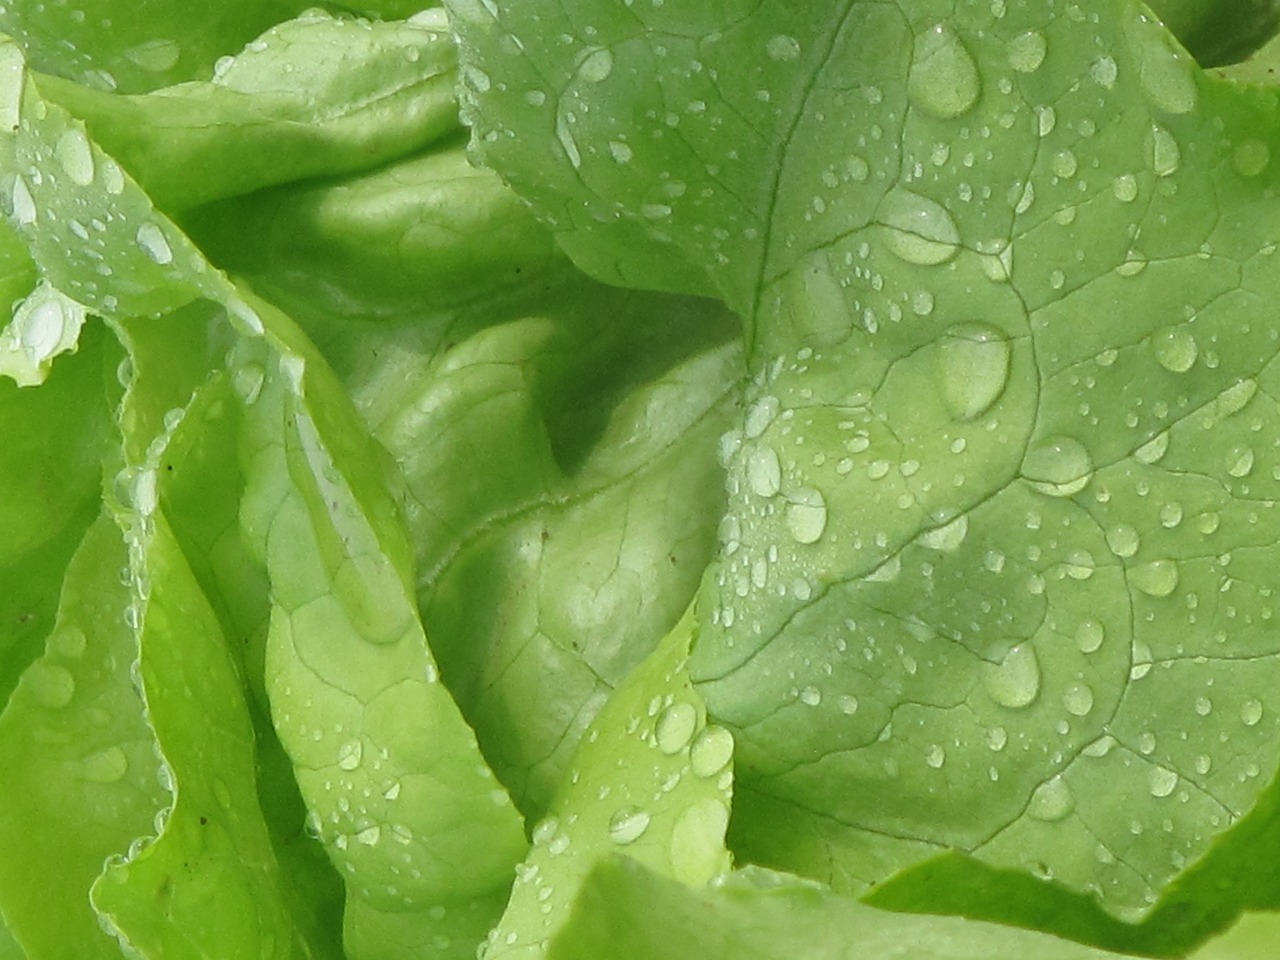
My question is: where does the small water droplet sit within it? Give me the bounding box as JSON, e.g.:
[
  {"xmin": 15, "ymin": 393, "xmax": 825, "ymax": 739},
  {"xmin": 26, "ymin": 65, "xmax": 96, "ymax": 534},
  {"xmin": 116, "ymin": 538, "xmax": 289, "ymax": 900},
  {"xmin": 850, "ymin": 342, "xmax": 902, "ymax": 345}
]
[
  {"xmin": 839, "ymin": 695, "xmax": 859, "ymax": 715},
  {"xmin": 743, "ymin": 395, "xmax": 780, "ymax": 439},
  {"xmin": 55, "ymin": 127, "xmax": 95, "ymax": 186},
  {"xmin": 1152, "ymin": 327, "xmax": 1197, "ymax": 372},
  {"xmin": 1090, "ymin": 55, "xmax": 1118, "ymax": 87},
  {"xmin": 1226, "ymin": 445, "xmax": 1255, "ymax": 478},
  {"xmin": 918, "ymin": 514, "xmax": 969, "ymax": 552},
  {"xmin": 337, "ymin": 740, "xmax": 363, "ymax": 771},
  {"xmin": 1007, "ymin": 30, "xmax": 1047, "ymax": 73},
  {"xmin": 356, "ymin": 825, "xmax": 381, "ymax": 846},
  {"xmin": 1159, "ymin": 502, "xmax": 1183, "ymax": 528},
  {"xmin": 1106, "ymin": 524, "xmax": 1141, "ymax": 558},
  {"xmin": 1029, "ymin": 776, "xmax": 1074, "ymax": 821},
  {"xmin": 690, "ymin": 725, "xmax": 734, "ymax": 778},
  {"xmin": 1148, "ymin": 765, "xmax": 1178, "ymax": 798},
  {"xmin": 1242, "ymin": 698, "xmax": 1264, "ymax": 727},
  {"xmin": 925, "ymin": 743, "xmax": 946, "ymax": 768},
  {"xmin": 1112, "ymin": 174, "xmax": 1139, "ymax": 202},
  {"xmin": 608, "ymin": 140, "xmax": 632, "ymax": 163},
  {"xmin": 880, "ymin": 188, "xmax": 961, "ymax": 265},
  {"xmin": 1131, "ymin": 559, "xmax": 1179, "ymax": 598},
  {"xmin": 785, "ymin": 487, "xmax": 828, "ymax": 545},
  {"xmin": 608, "ymin": 806, "xmax": 652, "ymax": 844},
  {"xmin": 655, "ymin": 703, "xmax": 698, "ymax": 755},
  {"xmin": 1076, "ymin": 618, "xmax": 1105, "ymax": 653},
  {"xmin": 233, "ymin": 363, "xmax": 265, "ymax": 404},
  {"xmin": 135, "ymin": 222, "xmax": 173, "ymax": 265},
  {"xmin": 936, "ymin": 323, "xmax": 1011, "ymax": 421},
  {"xmin": 765, "ymin": 34, "xmax": 801, "ymax": 62},
  {"xmin": 909, "ymin": 23, "xmax": 980, "ymax": 119},
  {"xmin": 1023, "ymin": 436, "xmax": 1093, "ymax": 496},
  {"xmin": 1063, "ymin": 682, "xmax": 1094, "ymax": 716},
  {"xmin": 981, "ymin": 643, "xmax": 1041, "ymax": 709},
  {"xmin": 10, "ymin": 175, "xmax": 35, "ymax": 225},
  {"xmin": 1148, "ymin": 124, "xmax": 1181, "ymax": 176},
  {"xmin": 1194, "ymin": 696, "xmax": 1212, "ymax": 717}
]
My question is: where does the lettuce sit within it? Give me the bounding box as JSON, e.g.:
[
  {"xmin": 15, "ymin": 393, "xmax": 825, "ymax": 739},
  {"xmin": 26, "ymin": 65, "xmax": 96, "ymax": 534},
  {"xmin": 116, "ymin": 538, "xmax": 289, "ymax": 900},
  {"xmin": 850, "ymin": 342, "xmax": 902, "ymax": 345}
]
[{"xmin": 2, "ymin": 1, "xmax": 1280, "ymax": 958}]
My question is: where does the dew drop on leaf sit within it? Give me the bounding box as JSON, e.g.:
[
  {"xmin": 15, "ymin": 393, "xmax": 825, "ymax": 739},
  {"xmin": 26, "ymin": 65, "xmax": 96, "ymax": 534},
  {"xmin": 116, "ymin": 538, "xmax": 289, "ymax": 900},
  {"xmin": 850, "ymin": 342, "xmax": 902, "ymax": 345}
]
[
  {"xmin": 1028, "ymin": 776, "xmax": 1074, "ymax": 821},
  {"xmin": 785, "ymin": 487, "xmax": 828, "ymax": 545},
  {"xmin": 82, "ymin": 745, "xmax": 129, "ymax": 783},
  {"xmin": 981, "ymin": 643, "xmax": 1041, "ymax": 709},
  {"xmin": 1007, "ymin": 30, "xmax": 1047, "ymax": 73},
  {"xmin": 908, "ymin": 23, "xmax": 980, "ymax": 119},
  {"xmin": 135, "ymin": 222, "xmax": 173, "ymax": 265},
  {"xmin": 10, "ymin": 174, "xmax": 36, "ymax": 225},
  {"xmin": 1023, "ymin": 436, "xmax": 1093, "ymax": 496},
  {"xmin": 936, "ymin": 323, "xmax": 1011, "ymax": 421},
  {"xmin": 608, "ymin": 806, "xmax": 652, "ymax": 844},
  {"xmin": 26, "ymin": 662, "xmax": 76, "ymax": 709},
  {"xmin": 1076, "ymin": 618, "xmax": 1105, "ymax": 653},
  {"xmin": 655, "ymin": 702, "xmax": 698, "ymax": 755},
  {"xmin": 55, "ymin": 127, "xmax": 95, "ymax": 186},
  {"xmin": 1242, "ymin": 698, "xmax": 1264, "ymax": 727},
  {"xmin": 337, "ymin": 739, "xmax": 363, "ymax": 771},
  {"xmin": 1233, "ymin": 140, "xmax": 1271, "ymax": 177},
  {"xmin": 689, "ymin": 725, "xmax": 734, "ymax": 778},
  {"xmin": 1151, "ymin": 327, "xmax": 1197, "ymax": 372},
  {"xmin": 1148, "ymin": 766, "xmax": 1179, "ymax": 798},
  {"xmin": 1125, "ymin": 12, "xmax": 1197, "ymax": 115},
  {"xmin": 1062, "ymin": 682, "xmax": 1094, "ymax": 717},
  {"xmin": 880, "ymin": 188, "xmax": 961, "ymax": 265},
  {"xmin": 746, "ymin": 445, "xmax": 782, "ymax": 497},
  {"xmin": 1131, "ymin": 559, "xmax": 1179, "ymax": 598},
  {"xmin": 1105, "ymin": 523, "xmax": 1141, "ymax": 558}
]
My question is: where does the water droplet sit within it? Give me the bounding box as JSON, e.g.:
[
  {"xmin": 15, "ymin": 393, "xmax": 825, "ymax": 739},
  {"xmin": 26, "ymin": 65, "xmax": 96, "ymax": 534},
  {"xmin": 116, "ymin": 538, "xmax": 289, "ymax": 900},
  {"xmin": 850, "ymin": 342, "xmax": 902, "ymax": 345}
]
[
  {"xmin": 880, "ymin": 188, "xmax": 961, "ymax": 265},
  {"xmin": 765, "ymin": 34, "xmax": 801, "ymax": 62},
  {"xmin": 356, "ymin": 825, "xmax": 381, "ymax": 846},
  {"xmin": 1148, "ymin": 765, "xmax": 1178, "ymax": 798},
  {"xmin": 1106, "ymin": 524, "xmax": 1141, "ymax": 558},
  {"xmin": 918, "ymin": 514, "xmax": 969, "ymax": 552},
  {"xmin": 19, "ymin": 296, "xmax": 69, "ymax": 362},
  {"xmin": 1226, "ymin": 445, "xmax": 1255, "ymax": 478},
  {"xmin": 1145, "ymin": 125, "xmax": 1181, "ymax": 177},
  {"xmin": 337, "ymin": 739, "xmax": 363, "ymax": 771},
  {"xmin": 1112, "ymin": 174, "xmax": 1138, "ymax": 202},
  {"xmin": 26, "ymin": 661, "xmax": 76, "ymax": 708},
  {"xmin": 135, "ymin": 222, "xmax": 173, "ymax": 265},
  {"xmin": 1134, "ymin": 432, "xmax": 1169, "ymax": 464},
  {"xmin": 655, "ymin": 702, "xmax": 698, "ymax": 755},
  {"xmin": 1159, "ymin": 502, "xmax": 1183, "ymax": 528},
  {"xmin": 690, "ymin": 725, "xmax": 734, "ymax": 778},
  {"xmin": 233, "ymin": 363, "xmax": 265, "ymax": 404},
  {"xmin": 1131, "ymin": 559, "xmax": 1178, "ymax": 597},
  {"xmin": 987, "ymin": 726, "xmax": 1008, "ymax": 751},
  {"xmin": 55, "ymin": 127, "xmax": 95, "ymax": 186},
  {"xmin": 1194, "ymin": 696, "xmax": 1212, "ymax": 717},
  {"xmin": 555, "ymin": 112, "xmax": 581, "ymax": 169},
  {"xmin": 936, "ymin": 323, "xmax": 1011, "ymax": 421},
  {"xmin": 981, "ymin": 643, "xmax": 1041, "ymax": 709},
  {"xmin": 578, "ymin": 47, "xmax": 613, "ymax": 82},
  {"xmin": 746, "ymin": 446, "xmax": 782, "ymax": 497},
  {"xmin": 839, "ymin": 694, "xmax": 860, "ymax": 715},
  {"xmin": 1029, "ymin": 776, "xmax": 1074, "ymax": 821},
  {"xmin": 1233, "ymin": 140, "xmax": 1270, "ymax": 177},
  {"xmin": 743, "ymin": 395, "xmax": 780, "ymax": 439},
  {"xmin": 82, "ymin": 745, "xmax": 129, "ymax": 783},
  {"xmin": 10, "ymin": 174, "xmax": 35, "ymax": 225},
  {"xmin": 1090, "ymin": 55, "xmax": 1118, "ymax": 87},
  {"xmin": 1126, "ymin": 13, "xmax": 1197, "ymax": 115},
  {"xmin": 1242, "ymin": 698, "xmax": 1264, "ymax": 727},
  {"xmin": 785, "ymin": 487, "xmax": 828, "ymax": 545},
  {"xmin": 1007, "ymin": 31, "xmax": 1047, "ymax": 73},
  {"xmin": 1063, "ymin": 682, "xmax": 1094, "ymax": 716},
  {"xmin": 608, "ymin": 806, "xmax": 652, "ymax": 844},
  {"xmin": 1196, "ymin": 511, "xmax": 1221, "ymax": 535},
  {"xmin": 1052, "ymin": 150, "xmax": 1078, "ymax": 178},
  {"xmin": 1076, "ymin": 618, "xmax": 1105, "ymax": 653},
  {"xmin": 925, "ymin": 744, "xmax": 946, "ymax": 768},
  {"xmin": 909, "ymin": 23, "xmax": 980, "ymax": 119},
  {"xmin": 1152, "ymin": 327, "xmax": 1197, "ymax": 372},
  {"xmin": 1023, "ymin": 436, "xmax": 1093, "ymax": 497},
  {"xmin": 608, "ymin": 140, "xmax": 632, "ymax": 163}
]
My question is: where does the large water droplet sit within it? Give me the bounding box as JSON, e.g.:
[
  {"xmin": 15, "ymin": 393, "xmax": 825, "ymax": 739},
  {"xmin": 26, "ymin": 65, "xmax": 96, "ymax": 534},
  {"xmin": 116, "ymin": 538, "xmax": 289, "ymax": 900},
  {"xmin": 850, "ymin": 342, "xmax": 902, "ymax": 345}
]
[
  {"xmin": 337, "ymin": 739, "xmax": 363, "ymax": 771},
  {"xmin": 10, "ymin": 175, "xmax": 35, "ymax": 225},
  {"xmin": 136, "ymin": 222, "xmax": 173, "ymax": 265},
  {"xmin": 746, "ymin": 446, "xmax": 782, "ymax": 497},
  {"xmin": 1063, "ymin": 682, "xmax": 1094, "ymax": 716},
  {"xmin": 26, "ymin": 662, "xmax": 76, "ymax": 709},
  {"xmin": 1023, "ymin": 436, "xmax": 1093, "ymax": 497},
  {"xmin": 785, "ymin": 487, "xmax": 828, "ymax": 544},
  {"xmin": 1106, "ymin": 524, "xmax": 1141, "ymax": 558},
  {"xmin": 1148, "ymin": 765, "xmax": 1179, "ymax": 798},
  {"xmin": 1152, "ymin": 327, "xmax": 1197, "ymax": 372},
  {"xmin": 1131, "ymin": 559, "xmax": 1179, "ymax": 597},
  {"xmin": 578, "ymin": 47, "xmax": 614, "ymax": 83},
  {"xmin": 1148, "ymin": 124, "xmax": 1181, "ymax": 176},
  {"xmin": 690, "ymin": 725, "xmax": 734, "ymax": 778},
  {"xmin": 936, "ymin": 323, "xmax": 1011, "ymax": 421},
  {"xmin": 1029, "ymin": 776, "xmax": 1074, "ymax": 821},
  {"xmin": 82, "ymin": 745, "xmax": 129, "ymax": 783},
  {"xmin": 917, "ymin": 514, "xmax": 969, "ymax": 552},
  {"xmin": 608, "ymin": 806, "xmax": 652, "ymax": 844},
  {"xmin": 55, "ymin": 127, "xmax": 95, "ymax": 186},
  {"xmin": 1007, "ymin": 31, "xmax": 1047, "ymax": 73},
  {"xmin": 880, "ymin": 188, "xmax": 961, "ymax": 265},
  {"xmin": 1076, "ymin": 618, "xmax": 1105, "ymax": 653},
  {"xmin": 981, "ymin": 643, "xmax": 1041, "ymax": 709},
  {"xmin": 909, "ymin": 23, "xmax": 980, "ymax": 119},
  {"xmin": 655, "ymin": 702, "xmax": 698, "ymax": 755},
  {"xmin": 1241, "ymin": 698, "xmax": 1264, "ymax": 727},
  {"xmin": 1126, "ymin": 13, "xmax": 1197, "ymax": 115}
]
